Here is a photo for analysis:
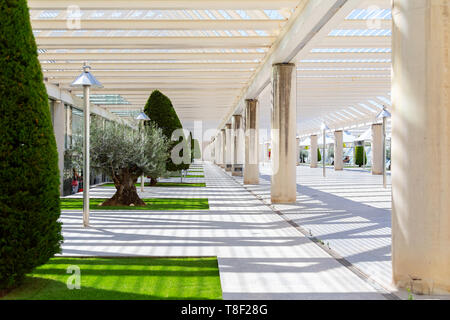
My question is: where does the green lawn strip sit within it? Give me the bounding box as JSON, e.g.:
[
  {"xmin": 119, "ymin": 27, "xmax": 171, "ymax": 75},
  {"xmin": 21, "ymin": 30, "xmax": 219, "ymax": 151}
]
[
  {"xmin": 60, "ymin": 198, "xmax": 209, "ymax": 210},
  {"xmin": 1, "ymin": 257, "xmax": 222, "ymax": 300},
  {"xmin": 172, "ymin": 175, "xmax": 204, "ymax": 178},
  {"xmin": 101, "ymin": 182, "xmax": 205, "ymax": 188}
]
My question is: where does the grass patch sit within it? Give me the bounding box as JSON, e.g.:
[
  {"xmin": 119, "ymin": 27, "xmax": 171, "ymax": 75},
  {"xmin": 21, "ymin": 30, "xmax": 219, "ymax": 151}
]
[
  {"xmin": 60, "ymin": 198, "xmax": 209, "ymax": 210},
  {"xmin": 175, "ymin": 175, "xmax": 204, "ymax": 178},
  {"xmin": 151, "ymin": 182, "xmax": 205, "ymax": 187},
  {"xmin": 101, "ymin": 182, "xmax": 206, "ymax": 188},
  {"xmin": 1, "ymin": 257, "xmax": 222, "ymax": 300}
]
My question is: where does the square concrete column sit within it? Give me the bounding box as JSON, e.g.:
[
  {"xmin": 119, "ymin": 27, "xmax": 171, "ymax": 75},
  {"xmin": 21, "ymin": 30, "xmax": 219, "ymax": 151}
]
[
  {"xmin": 371, "ymin": 123, "xmax": 383, "ymax": 175},
  {"xmin": 52, "ymin": 101, "xmax": 65, "ymax": 195},
  {"xmin": 214, "ymin": 136, "xmax": 219, "ymax": 165},
  {"xmin": 220, "ymin": 128, "xmax": 226, "ymax": 168},
  {"xmin": 271, "ymin": 63, "xmax": 297, "ymax": 204},
  {"xmin": 391, "ymin": 0, "xmax": 450, "ymax": 295},
  {"xmin": 225, "ymin": 123, "xmax": 232, "ymax": 171},
  {"xmin": 244, "ymin": 99, "xmax": 259, "ymax": 184},
  {"xmin": 334, "ymin": 130, "xmax": 344, "ymax": 171},
  {"xmin": 231, "ymin": 115, "xmax": 244, "ymax": 176},
  {"xmin": 310, "ymin": 135, "xmax": 318, "ymax": 168},
  {"xmin": 296, "ymin": 137, "xmax": 300, "ymax": 165}
]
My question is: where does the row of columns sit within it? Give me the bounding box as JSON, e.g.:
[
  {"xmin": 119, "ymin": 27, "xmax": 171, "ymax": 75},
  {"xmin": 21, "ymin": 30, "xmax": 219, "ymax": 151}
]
[
  {"xmin": 214, "ymin": 63, "xmax": 297, "ymax": 203},
  {"xmin": 210, "ymin": 0, "xmax": 449, "ymax": 294},
  {"xmin": 306, "ymin": 124, "xmax": 384, "ymax": 175}
]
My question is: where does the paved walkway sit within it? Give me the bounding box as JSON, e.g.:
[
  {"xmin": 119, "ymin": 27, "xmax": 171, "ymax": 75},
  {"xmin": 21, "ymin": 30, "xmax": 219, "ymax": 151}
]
[
  {"xmin": 59, "ymin": 161, "xmax": 387, "ymax": 300},
  {"xmin": 254, "ymin": 163, "xmax": 392, "ymax": 290}
]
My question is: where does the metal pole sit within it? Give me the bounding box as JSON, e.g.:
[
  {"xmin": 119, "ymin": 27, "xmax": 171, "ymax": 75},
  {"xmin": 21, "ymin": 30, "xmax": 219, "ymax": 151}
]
[
  {"xmin": 382, "ymin": 116, "xmax": 387, "ymax": 188},
  {"xmin": 82, "ymin": 85, "xmax": 90, "ymax": 227},
  {"xmin": 323, "ymin": 129, "xmax": 326, "ymax": 177},
  {"xmin": 140, "ymin": 121, "xmax": 145, "ymax": 192}
]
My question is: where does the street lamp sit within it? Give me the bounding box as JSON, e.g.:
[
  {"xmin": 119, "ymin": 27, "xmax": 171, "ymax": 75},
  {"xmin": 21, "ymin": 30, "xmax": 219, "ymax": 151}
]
[
  {"xmin": 376, "ymin": 106, "xmax": 391, "ymax": 189},
  {"xmin": 70, "ymin": 63, "xmax": 102, "ymax": 227},
  {"xmin": 321, "ymin": 122, "xmax": 329, "ymax": 177},
  {"xmin": 135, "ymin": 112, "xmax": 150, "ymax": 192}
]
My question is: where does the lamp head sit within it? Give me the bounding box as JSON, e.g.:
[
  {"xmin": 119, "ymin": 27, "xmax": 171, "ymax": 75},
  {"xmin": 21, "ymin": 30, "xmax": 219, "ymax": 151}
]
[{"xmin": 70, "ymin": 62, "xmax": 103, "ymax": 88}]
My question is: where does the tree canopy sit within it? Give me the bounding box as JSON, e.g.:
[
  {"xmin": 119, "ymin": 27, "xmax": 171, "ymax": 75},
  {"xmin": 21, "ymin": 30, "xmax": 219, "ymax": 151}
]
[
  {"xmin": 74, "ymin": 119, "xmax": 169, "ymax": 206},
  {"xmin": 144, "ymin": 90, "xmax": 190, "ymax": 172}
]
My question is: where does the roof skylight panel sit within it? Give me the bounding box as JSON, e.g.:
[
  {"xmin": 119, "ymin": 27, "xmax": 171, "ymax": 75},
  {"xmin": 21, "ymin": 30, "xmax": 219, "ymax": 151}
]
[
  {"xmin": 236, "ymin": 10, "xmax": 251, "ymax": 20},
  {"xmin": 348, "ymin": 106, "xmax": 367, "ymax": 116},
  {"xmin": 346, "ymin": 9, "xmax": 392, "ymax": 20},
  {"xmin": 341, "ymin": 109, "xmax": 358, "ymax": 118},
  {"xmin": 217, "ymin": 10, "xmax": 232, "ymax": 20},
  {"xmin": 263, "ymin": 10, "xmax": 285, "ymax": 20},
  {"xmin": 368, "ymin": 100, "xmax": 384, "ymax": 109},
  {"xmin": 38, "ymin": 10, "xmax": 60, "ymax": 19},
  {"xmin": 205, "ymin": 10, "xmax": 216, "ymax": 20},
  {"xmin": 358, "ymin": 103, "xmax": 377, "ymax": 113},
  {"xmin": 377, "ymin": 96, "xmax": 392, "ymax": 106}
]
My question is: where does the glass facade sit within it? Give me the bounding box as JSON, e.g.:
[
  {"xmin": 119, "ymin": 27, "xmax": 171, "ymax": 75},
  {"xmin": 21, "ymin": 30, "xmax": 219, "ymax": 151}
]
[{"xmin": 61, "ymin": 104, "xmax": 111, "ymax": 196}]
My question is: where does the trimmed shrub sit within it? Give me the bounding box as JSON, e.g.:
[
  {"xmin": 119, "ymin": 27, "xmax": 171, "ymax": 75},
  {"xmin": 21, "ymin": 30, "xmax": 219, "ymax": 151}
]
[
  {"xmin": 144, "ymin": 90, "xmax": 190, "ymax": 172},
  {"xmin": 192, "ymin": 138, "xmax": 201, "ymax": 159},
  {"xmin": 317, "ymin": 148, "xmax": 322, "ymax": 162},
  {"xmin": 188, "ymin": 132, "xmax": 201, "ymax": 161},
  {"xmin": 354, "ymin": 146, "xmax": 368, "ymax": 167},
  {"xmin": 0, "ymin": 0, "xmax": 62, "ymax": 291}
]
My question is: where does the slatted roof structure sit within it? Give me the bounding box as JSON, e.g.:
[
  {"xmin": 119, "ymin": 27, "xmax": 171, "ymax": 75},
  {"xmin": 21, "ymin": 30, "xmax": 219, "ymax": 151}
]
[
  {"xmin": 294, "ymin": 1, "xmax": 392, "ymax": 136},
  {"xmin": 29, "ymin": 0, "xmax": 392, "ymax": 137},
  {"xmin": 29, "ymin": 0, "xmax": 300, "ymax": 130}
]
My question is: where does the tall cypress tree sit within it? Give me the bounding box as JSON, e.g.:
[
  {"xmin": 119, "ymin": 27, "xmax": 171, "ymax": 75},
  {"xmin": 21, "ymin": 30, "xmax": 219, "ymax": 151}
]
[
  {"xmin": 0, "ymin": 0, "xmax": 62, "ymax": 290},
  {"xmin": 144, "ymin": 90, "xmax": 190, "ymax": 173}
]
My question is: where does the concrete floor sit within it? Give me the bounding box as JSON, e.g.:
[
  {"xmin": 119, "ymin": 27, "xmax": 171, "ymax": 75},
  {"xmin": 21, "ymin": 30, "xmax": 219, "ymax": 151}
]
[{"xmin": 59, "ymin": 162, "xmax": 389, "ymax": 300}]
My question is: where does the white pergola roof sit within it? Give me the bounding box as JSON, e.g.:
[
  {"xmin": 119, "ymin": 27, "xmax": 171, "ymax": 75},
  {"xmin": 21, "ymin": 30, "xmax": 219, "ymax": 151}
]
[
  {"xmin": 30, "ymin": 0, "xmax": 392, "ymax": 137},
  {"xmin": 30, "ymin": 0, "xmax": 299, "ymax": 130}
]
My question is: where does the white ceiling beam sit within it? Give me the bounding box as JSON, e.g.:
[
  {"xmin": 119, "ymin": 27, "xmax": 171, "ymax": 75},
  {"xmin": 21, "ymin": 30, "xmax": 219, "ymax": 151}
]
[
  {"xmin": 43, "ymin": 70, "xmax": 252, "ymax": 78},
  {"xmin": 299, "ymin": 52, "xmax": 391, "ymax": 60},
  {"xmin": 313, "ymin": 36, "xmax": 391, "ymax": 48},
  {"xmin": 65, "ymin": 83, "xmax": 245, "ymax": 90},
  {"xmin": 296, "ymin": 62, "xmax": 390, "ymax": 68},
  {"xmin": 28, "ymin": 0, "xmax": 301, "ymax": 10},
  {"xmin": 40, "ymin": 62, "xmax": 259, "ymax": 70},
  {"xmin": 31, "ymin": 19, "xmax": 286, "ymax": 30},
  {"xmin": 49, "ymin": 78, "xmax": 249, "ymax": 84},
  {"xmin": 38, "ymin": 52, "xmax": 265, "ymax": 61},
  {"xmin": 66, "ymin": 87, "xmax": 243, "ymax": 93},
  {"xmin": 35, "ymin": 36, "xmax": 275, "ymax": 49},
  {"xmin": 297, "ymin": 69, "xmax": 389, "ymax": 76}
]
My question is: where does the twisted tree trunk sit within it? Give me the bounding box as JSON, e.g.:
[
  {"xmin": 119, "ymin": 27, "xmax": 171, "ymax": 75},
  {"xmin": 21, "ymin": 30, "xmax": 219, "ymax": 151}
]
[
  {"xmin": 149, "ymin": 177, "xmax": 158, "ymax": 186},
  {"xmin": 102, "ymin": 168, "xmax": 146, "ymax": 206}
]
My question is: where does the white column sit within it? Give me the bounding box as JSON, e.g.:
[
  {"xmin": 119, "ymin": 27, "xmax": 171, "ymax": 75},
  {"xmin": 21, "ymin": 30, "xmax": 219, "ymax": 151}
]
[
  {"xmin": 220, "ymin": 129, "xmax": 226, "ymax": 168},
  {"xmin": 391, "ymin": 0, "xmax": 450, "ymax": 295},
  {"xmin": 334, "ymin": 130, "xmax": 343, "ymax": 171},
  {"xmin": 271, "ymin": 63, "xmax": 297, "ymax": 204},
  {"xmin": 244, "ymin": 99, "xmax": 259, "ymax": 184},
  {"xmin": 371, "ymin": 123, "xmax": 383, "ymax": 175},
  {"xmin": 217, "ymin": 135, "xmax": 221, "ymax": 166},
  {"xmin": 310, "ymin": 135, "xmax": 318, "ymax": 168},
  {"xmin": 231, "ymin": 115, "xmax": 244, "ymax": 176},
  {"xmin": 52, "ymin": 101, "xmax": 66, "ymax": 195},
  {"xmin": 225, "ymin": 123, "xmax": 232, "ymax": 171}
]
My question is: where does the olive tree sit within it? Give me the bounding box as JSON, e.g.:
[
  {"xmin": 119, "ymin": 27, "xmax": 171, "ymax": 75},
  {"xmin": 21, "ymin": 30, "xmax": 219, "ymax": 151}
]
[{"xmin": 75, "ymin": 120, "xmax": 169, "ymax": 206}]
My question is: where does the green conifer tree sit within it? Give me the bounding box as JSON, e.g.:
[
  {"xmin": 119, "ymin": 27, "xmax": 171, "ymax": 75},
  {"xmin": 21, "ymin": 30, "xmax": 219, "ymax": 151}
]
[{"xmin": 0, "ymin": 0, "xmax": 62, "ymax": 290}]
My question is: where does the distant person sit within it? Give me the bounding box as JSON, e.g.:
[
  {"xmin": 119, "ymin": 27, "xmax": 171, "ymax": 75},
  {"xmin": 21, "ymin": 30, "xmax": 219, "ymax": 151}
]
[
  {"xmin": 343, "ymin": 156, "xmax": 350, "ymax": 164},
  {"xmin": 72, "ymin": 168, "xmax": 80, "ymax": 194}
]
